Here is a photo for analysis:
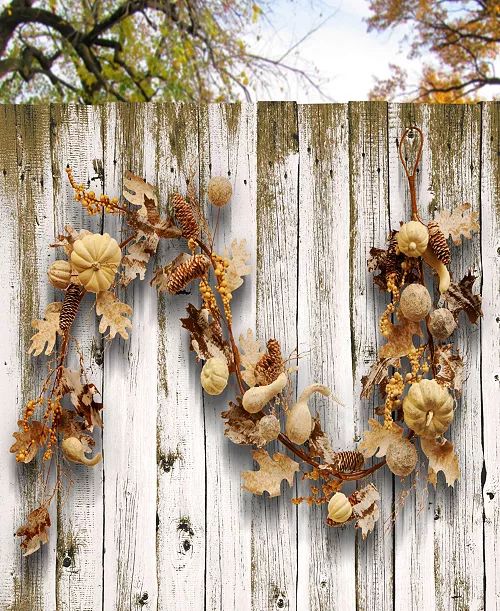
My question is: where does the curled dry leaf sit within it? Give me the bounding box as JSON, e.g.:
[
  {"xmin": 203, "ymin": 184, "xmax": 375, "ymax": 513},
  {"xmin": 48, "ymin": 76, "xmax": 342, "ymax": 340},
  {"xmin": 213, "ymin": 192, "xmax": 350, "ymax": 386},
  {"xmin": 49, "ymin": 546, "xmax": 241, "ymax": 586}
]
[
  {"xmin": 16, "ymin": 505, "xmax": 51, "ymax": 556},
  {"xmin": 308, "ymin": 417, "xmax": 337, "ymax": 464},
  {"xmin": 361, "ymin": 357, "xmax": 399, "ymax": 399},
  {"xmin": 443, "ymin": 271, "xmax": 482, "ymax": 324},
  {"xmin": 28, "ymin": 302, "xmax": 62, "ymax": 356},
  {"xmin": 433, "ymin": 344, "xmax": 464, "ymax": 393},
  {"xmin": 238, "ymin": 329, "xmax": 264, "ymax": 387},
  {"xmin": 51, "ymin": 224, "xmax": 91, "ymax": 256},
  {"xmin": 181, "ymin": 304, "xmax": 233, "ymax": 368},
  {"xmin": 121, "ymin": 231, "xmax": 160, "ymax": 287},
  {"xmin": 224, "ymin": 239, "xmax": 251, "ymax": 293},
  {"xmin": 434, "ymin": 203, "xmax": 479, "ymax": 245},
  {"xmin": 242, "ymin": 449, "xmax": 300, "ymax": 497},
  {"xmin": 60, "ymin": 368, "xmax": 103, "ymax": 430},
  {"xmin": 350, "ymin": 483, "xmax": 380, "ymax": 539},
  {"xmin": 58, "ymin": 409, "xmax": 95, "ymax": 453},
  {"xmin": 96, "ymin": 291, "xmax": 133, "ymax": 340},
  {"xmin": 221, "ymin": 399, "xmax": 270, "ymax": 447},
  {"xmin": 379, "ymin": 315, "xmax": 423, "ymax": 359},
  {"xmin": 127, "ymin": 195, "xmax": 181, "ymax": 241},
  {"xmin": 123, "ymin": 171, "xmax": 157, "ymax": 217},
  {"xmin": 359, "ymin": 418, "xmax": 404, "ymax": 458},
  {"xmin": 10, "ymin": 420, "xmax": 49, "ymax": 463},
  {"xmin": 420, "ymin": 436, "xmax": 459, "ymax": 487}
]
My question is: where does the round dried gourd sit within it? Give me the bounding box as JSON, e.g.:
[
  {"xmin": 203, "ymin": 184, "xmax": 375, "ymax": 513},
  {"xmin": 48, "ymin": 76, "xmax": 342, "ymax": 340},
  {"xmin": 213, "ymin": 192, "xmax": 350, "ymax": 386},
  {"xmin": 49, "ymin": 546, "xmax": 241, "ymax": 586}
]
[
  {"xmin": 70, "ymin": 233, "xmax": 121, "ymax": 293},
  {"xmin": 258, "ymin": 414, "xmax": 281, "ymax": 442},
  {"xmin": 399, "ymin": 283, "xmax": 432, "ymax": 322},
  {"xmin": 200, "ymin": 357, "xmax": 229, "ymax": 396},
  {"xmin": 327, "ymin": 492, "xmax": 352, "ymax": 523},
  {"xmin": 386, "ymin": 438, "xmax": 418, "ymax": 477},
  {"xmin": 208, "ymin": 176, "xmax": 232, "ymax": 207},
  {"xmin": 403, "ymin": 378, "xmax": 454, "ymax": 437},
  {"xmin": 48, "ymin": 260, "xmax": 72, "ymax": 290},
  {"xmin": 397, "ymin": 221, "xmax": 429, "ymax": 258},
  {"xmin": 428, "ymin": 308, "xmax": 456, "ymax": 339}
]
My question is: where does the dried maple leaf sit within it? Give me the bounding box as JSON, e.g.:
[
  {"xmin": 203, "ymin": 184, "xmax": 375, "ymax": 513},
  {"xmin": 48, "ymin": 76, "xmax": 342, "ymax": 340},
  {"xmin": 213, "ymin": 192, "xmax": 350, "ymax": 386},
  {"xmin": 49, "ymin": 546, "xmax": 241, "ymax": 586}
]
[
  {"xmin": 10, "ymin": 420, "xmax": 48, "ymax": 463},
  {"xmin": 224, "ymin": 239, "xmax": 251, "ymax": 293},
  {"xmin": 361, "ymin": 357, "xmax": 399, "ymax": 399},
  {"xmin": 16, "ymin": 505, "xmax": 51, "ymax": 556},
  {"xmin": 420, "ymin": 437, "xmax": 459, "ymax": 487},
  {"xmin": 96, "ymin": 291, "xmax": 132, "ymax": 340},
  {"xmin": 350, "ymin": 483, "xmax": 380, "ymax": 539},
  {"xmin": 238, "ymin": 329, "xmax": 264, "ymax": 387},
  {"xmin": 221, "ymin": 399, "xmax": 268, "ymax": 447},
  {"xmin": 121, "ymin": 231, "xmax": 160, "ymax": 287},
  {"xmin": 433, "ymin": 344, "xmax": 464, "ymax": 393},
  {"xmin": 358, "ymin": 418, "xmax": 404, "ymax": 458},
  {"xmin": 60, "ymin": 368, "xmax": 103, "ymax": 430},
  {"xmin": 379, "ymin": 315, "xmax": 422, "ymax": 358},
  {"xmin": 308, "ymin": 417, "xmax": 337, "ymax": 464},
  {"xmin": 180, "ymin": 304, "xmax": 233, "ymax": 368},
  {"xmin": 443, "ymin": 271, "xmax": 482, "ymax": 324},
  {"xmin": 434, "ymin": 203, "xmax": 479, "ymax": 245},
  {"xmin": 242, "ymin": 449, "xmax": 300, "ymax": 497},
  {"xmin": 51, "ymin": 224, "xmax": 91, "ymax": 256},
  {"xmin": 28, "ymin": 302, "xmax": 62, "ymax": 356}
]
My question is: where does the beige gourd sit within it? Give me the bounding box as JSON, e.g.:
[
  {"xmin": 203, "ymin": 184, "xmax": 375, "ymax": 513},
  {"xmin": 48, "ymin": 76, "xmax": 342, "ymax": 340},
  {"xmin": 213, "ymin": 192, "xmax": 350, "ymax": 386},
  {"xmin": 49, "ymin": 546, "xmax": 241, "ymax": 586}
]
[
  {"xmin": 242, "ymin": 372, "xmax": 287, "ymax": 414},
  {"xmin": 207, "ymin": 176, "xmax": 233, "ymax": 207},
  {"xmin": 62, "ymin": 437, "xmax": 102, "ymax": 467},
  {"xmin": 428, "ymin": 308, "xmax": 456, "ymax": 339},
  {"xmin": 399, "ymin": 283, "xmax": 432, "ymax": 322},
  {"xmin": 285, "ymin": 384, "xmax": 331, "ymax": 445},
  {"xmin": 422, "ymin": 246, "xmax": 451, "ymax": 293},
  {"xmin": 200, "ymin": 357, "xmax": 229, "ymax": 395},
  {"xmin": 70, "ymin": 233, "xmax": 121, "ymax": 293},
  {"xmin": 397, "ymin": 221, "xmax": 429, "ymax": 257},
  {"xmin": 403, "ymin": 378, "xmax": 454, "ymax": 437},
  {"xmin": 327, "ymin": 492, "xmax": 352, "ymax": 523},
  {"xmin": 48, "ymin": 260, "xmax": 72, "ymax": 290}
]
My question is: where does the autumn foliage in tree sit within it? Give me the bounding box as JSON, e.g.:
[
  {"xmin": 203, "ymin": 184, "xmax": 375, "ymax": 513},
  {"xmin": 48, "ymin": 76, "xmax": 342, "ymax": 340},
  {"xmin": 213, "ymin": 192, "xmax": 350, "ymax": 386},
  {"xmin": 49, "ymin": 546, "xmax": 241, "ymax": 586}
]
[{"xmin": 367, "ymin": 0, "xmax": 500, "ymax": 101}]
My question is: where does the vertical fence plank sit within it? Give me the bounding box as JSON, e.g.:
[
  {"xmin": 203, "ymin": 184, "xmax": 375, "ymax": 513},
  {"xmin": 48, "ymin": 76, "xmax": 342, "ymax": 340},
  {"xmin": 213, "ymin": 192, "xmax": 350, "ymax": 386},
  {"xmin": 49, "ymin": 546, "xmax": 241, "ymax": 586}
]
[
  {"xmin": 252, "ymin": 101, "xmax": 299, "ymax": 611},
  {"xmin": 348, "ymin": 101, "xmax": 394, "ymax": 611},
  {"xmin": 296, "ymin": 103, "xmax": 356, "ymax": 610},
  {"xmin": 49, "ymin": 103, "xmax": 105, "ymax": 611},
  {"xmin": 199, "ymin": 103, "xmax": 257, "ymax": 611},
  {"xmin": 0, "ymin": 105, "xmax": 57, "ymax": 610},
  {"xmin": 482, "ymin": 101, "xmax": 500, "ymax": 610},
  {"xmin": 155, "ymin": 103, "xmax": 206, "ymax": 611},
  {"xmin": 101, "ymin": 103, "xmax": 158, "ymax": 610}
]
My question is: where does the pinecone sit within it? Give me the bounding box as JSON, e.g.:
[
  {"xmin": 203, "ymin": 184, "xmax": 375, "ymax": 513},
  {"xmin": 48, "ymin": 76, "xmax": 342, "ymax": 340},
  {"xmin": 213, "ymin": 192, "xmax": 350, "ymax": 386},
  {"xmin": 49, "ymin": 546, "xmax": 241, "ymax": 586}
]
[
  {"xmin": 172, "ymin": 193, "xmax": 199, "ymax": 240},
  {"xmin": 331, "ymin": 451, "xmax": 364, "ymax": 473},
  {"xmin": 428, "ymin": 221, "xmax": 451, "ymax": 265},
  {"xmin": 254, "ymin": 339, "xmax": 284, "ymax": 385},
  {"xmin": 166, "ymin": 254, "xmax": 210, "ymax": 294},
  {"xmin": 59, "ymin": 283, "xmax": 85, "ymax": 333},
  {"xmin": 385, "ymin": 231, "xmax": 400, "ymax": 278}
]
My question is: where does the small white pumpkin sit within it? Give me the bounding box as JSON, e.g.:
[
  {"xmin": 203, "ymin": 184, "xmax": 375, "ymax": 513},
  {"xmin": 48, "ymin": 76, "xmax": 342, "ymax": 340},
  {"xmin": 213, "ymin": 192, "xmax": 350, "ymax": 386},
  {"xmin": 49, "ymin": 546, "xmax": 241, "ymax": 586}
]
[
  {"xmin": 48, "ymin": 260, "xmax": 72, "ymax": 290},
  {"xmin": 397, "ymin": 221, "xmax": 429, "ymax": 257},
  {"xmin": 200, "ymin": 357, "xmax": 229, "ymax": 396},
  {"xmin": 70, "ymin": 233, "xmax": 121, "ymax": 293},
  {"xmin": 328, "ymin": 492, "xmax": 352, "ymax": 523},
  {"xmin": 403, "ymin": 378, "xmax": 454, "ymax": 437}
]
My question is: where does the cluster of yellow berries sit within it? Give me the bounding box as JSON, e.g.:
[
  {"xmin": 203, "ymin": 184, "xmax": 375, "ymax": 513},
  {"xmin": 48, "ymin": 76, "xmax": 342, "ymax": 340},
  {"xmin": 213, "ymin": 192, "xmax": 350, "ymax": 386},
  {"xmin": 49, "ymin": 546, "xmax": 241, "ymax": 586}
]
[
  {"xmin": 213, "ymin": 254, "xmax": 232, "ymax": 323},
  {"xmin": 405, "ymin": 347, "xmax": 429, "ymax": 384},
  {"xmin": 379, "ymin": 302, "xmax": 396, "ymax": 337},
  {"xmin": 43, "ymin": 427, "xmax": 58, "ymax": 461},
  {"xmin": 66, "ymin": 166, "xmax": 119, "ymax": 215},
  {"xmin": 21, "ymin": 397, "xmax": 43, "ymax": 430},
  {"xmin": 384, "ymin": 371, "xmax": 405, "ymax": 427},
  {"xmin": 199, "ymin": 276, "xmax": 217, "ymax": 312},
  {"xmin": 44, "ymin": 398, "xmax": 62, "ymax": 423},
  {"xmin": 386, "ymin": 272, "xmax": 401, "ymax": 300}
]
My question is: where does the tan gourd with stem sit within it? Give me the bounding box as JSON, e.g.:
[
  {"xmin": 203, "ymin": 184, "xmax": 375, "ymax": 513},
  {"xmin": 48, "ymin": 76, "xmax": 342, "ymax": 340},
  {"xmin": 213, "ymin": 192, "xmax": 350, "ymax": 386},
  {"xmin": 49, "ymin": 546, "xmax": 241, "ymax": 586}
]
[
  {"xmin": 242, "ymin": 372, "xmax": 288, "ymax": 414},
  {"xmin": 285, "ymin": 384, "xmax": 331, "ymax": 445}
]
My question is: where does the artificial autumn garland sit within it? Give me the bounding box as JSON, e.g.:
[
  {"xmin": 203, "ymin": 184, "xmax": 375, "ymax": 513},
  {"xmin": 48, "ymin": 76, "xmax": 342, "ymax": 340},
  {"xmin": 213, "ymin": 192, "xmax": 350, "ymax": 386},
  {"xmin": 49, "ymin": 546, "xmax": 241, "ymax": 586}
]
[{"xmin": 11, "ymin": 127, "xmax": 482, "ymax": 554}]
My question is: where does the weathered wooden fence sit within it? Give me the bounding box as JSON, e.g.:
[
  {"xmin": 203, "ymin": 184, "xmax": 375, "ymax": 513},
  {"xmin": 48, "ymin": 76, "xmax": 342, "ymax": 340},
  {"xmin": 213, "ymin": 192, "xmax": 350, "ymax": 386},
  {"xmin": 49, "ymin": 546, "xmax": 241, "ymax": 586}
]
[{"xmin": 0, "ymin": 102, "xmax": 498, "ymax": 611}]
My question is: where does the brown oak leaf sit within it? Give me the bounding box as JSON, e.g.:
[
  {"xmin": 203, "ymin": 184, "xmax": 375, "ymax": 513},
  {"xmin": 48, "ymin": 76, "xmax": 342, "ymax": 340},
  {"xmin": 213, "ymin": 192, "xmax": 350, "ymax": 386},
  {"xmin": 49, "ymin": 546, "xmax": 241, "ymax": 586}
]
[
  {"xmin": 433, "ymin": 344, "xmax": 464, "ymax": 393},
  {"xmin": 238, "ymin": 329, "xmax": 264, "ymax": 387},
  {"xmin": 127, "ymin": 194, "xmax": 181, "ymax": 241},
  {"xmin": 350, "ymin": 483, "xmax": 380, "ymax": 539},
  {"xmin": 434, "ymin": 203, "xmax": 479, "ymax": 245},
  {"xmin": 224, "ymin": 239, "xmax": 251, "ymax": 293},
  {"xmin": 60, "ymin": 368, "xmax": 103, "ymax": 430},
  {"xmin": 123, "ymin": 171, "xmax": 158, "ymax": 216},
  {"xmin": 242, "ymin": 449, "xmax": 300, "ymax": 497},
  {"xmin": 358, "ymin": 418, "xmax": 404, "ymax": 458},
  {"xmin": 221, "ymin": 399, "xmax": 268, "ymax": 447},
  {"xmin": 121, "ymin": 231, "xmax": 160, "ymax": 287},
  {"xmin": 10, "ymin": 420, "xmax": 48, "ymax": 463},
  {"xmin": 379, "ymin": 315, "xmax": 422, "ymax": 358},
  {"xmin": 180, "ymin": 304, "xmax": 233, "ymax": 368},
  {"xmin": 308, "ymin": 417, "xmax": 338, "ymax": 464},
  {"xmin": 16, "ymin": 506, "xmax": 51, "ymax": 556},
  {"xmin": 420, "ymin": 436, "xmax": 459, "ymax": 487},
  {"xmin": 367, "ymin": 231, "xmax": 418, "ymax": 291},
  {"xmin": 51, "ymin": 224, "xmax": 91, "ymax": 256},
  {"xmin": 443, "ymin": 271, "xmax": 482, "ymax": 324},
  {"xmin": 96, "ymin": 291, "xmax": 132, "ymax": 340},
  {"xmin": 361, "ymin": 357, "xmax": 399, "ymax": 399},
  {"xmin": 28, "ymin": 302, "xmax": 62, "ymax": 356}
]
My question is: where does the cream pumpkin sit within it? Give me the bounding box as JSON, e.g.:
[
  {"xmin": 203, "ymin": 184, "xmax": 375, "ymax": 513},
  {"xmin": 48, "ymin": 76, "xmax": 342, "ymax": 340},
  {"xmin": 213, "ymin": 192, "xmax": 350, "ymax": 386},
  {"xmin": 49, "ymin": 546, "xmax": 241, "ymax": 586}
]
[
  {"xmin": 200, "ymin": 357, "xmax": 229, "ymax": 395},
  {"xmin": 397, "ymin": 221, "xmax": 429, "ymax": 257},
  {"xmin": 48, "ymin": 260, "xmax": 72, "ymax": 290},
  {"xmin": 327, "ymin": 492, "xmax": 352, "ymax": 523},
  {"xmin": 403, "ymin": 378, "xmax": 454, "ymax": 437},
  {"xmin": 70, "ymin": 233, "xmax": 121, "ymax": 293}
]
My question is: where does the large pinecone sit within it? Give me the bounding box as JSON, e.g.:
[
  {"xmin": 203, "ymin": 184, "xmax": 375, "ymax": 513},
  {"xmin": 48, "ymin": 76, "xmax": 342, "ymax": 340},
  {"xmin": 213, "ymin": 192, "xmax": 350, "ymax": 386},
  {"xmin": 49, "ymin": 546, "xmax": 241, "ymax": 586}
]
[
  {"xmin": 428, "ymin": 221, "xmax": 451, "ymax": 265},
  {"xmin": 59, "ymin": 283, "xmax": 85, "ymax": 333},
  {"xmin": 166, "ymin": 254, "xmax": 210, "ymax": 294},
  {"xmin": 172, "ymin": 193, "xmax": 199, "ymax": 240}
]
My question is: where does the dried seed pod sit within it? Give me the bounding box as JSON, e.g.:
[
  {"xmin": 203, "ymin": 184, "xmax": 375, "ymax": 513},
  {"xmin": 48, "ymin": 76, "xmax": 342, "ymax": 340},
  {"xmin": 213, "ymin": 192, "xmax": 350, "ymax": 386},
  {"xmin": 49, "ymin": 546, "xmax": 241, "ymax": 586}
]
[
  {"xmin": 428, "ymin": 308, "xmax": 456, "ymax": 339},
  {"xmin": 242, "ymin": 372, "xmax": 288, "ymax": 414},
  {"xmin": 285, "ymin": 384, "xmax": 331, "ymax": 445},
  {"xmin": 70, "ymin": 232, "xmax": 121, "ymax": 293},
  {"xmin": 397, "ymin": 221, "xmax": 429, "ymax": 257},
  {"xmin": 386, "ymin": 438, "xmax": 417, "ymax": 477},
  {"xmin": 208, "ymin": 176, "xmax": 232, "ymax": 207},
  {"xmin": 385, "ymin": 232, "xmax": 401, "ymax": 278},
  {"xmin": 172, "ymin": 193, "xmax": 199, "ymax": 240},
  {"xmin": 200, "ymin": 357, "xmax": 229, "ymax": 396},
  {"xmin": 166, "ymin": 254, "xmax": 210, "ymax": 294},
  {"xmin": 254, "ymin": 339, "xmax": 283, "ymax": 385},
  {"xmin": 62, "ymin": 437, "xmax": 102, "ymax": 467},
  {"xmin": 422, "ymin": 246, "xmax": 450, "ymax": 294},
  {"xmin": 427, "ymin": 221, "xmax": 451, "ymax": 265},
  {"xmin": 403, "ymin": 378, "xmax": 454, "ymax": 437},
  {"xmin": 48, "ymin": 260, "xmax": 72, "ymax": 290},
  {"xmin": 258, "ymin": 414, "xmax": 281, "ymax": 442},
  {"xmin": 59, "ymin": 283, "xmax": 85, "ymax": 333},
  {"xmin": 327, "ymin": 492, "xmax": 352, "ymax": 523},
  {"xmin": 399, "ymin": 283, "xmax": 432, "ymax": 322},
  {"xmin": 331, "ymin": 451, "xmax": 364, "ymax": 473}
]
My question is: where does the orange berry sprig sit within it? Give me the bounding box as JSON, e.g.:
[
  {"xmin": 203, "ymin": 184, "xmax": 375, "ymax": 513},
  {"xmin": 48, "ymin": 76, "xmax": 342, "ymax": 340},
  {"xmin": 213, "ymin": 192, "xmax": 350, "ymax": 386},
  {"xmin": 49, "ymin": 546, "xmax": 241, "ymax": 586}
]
[{"xmin": 66, "ymin": 166, "xmax": 124, "ymax": 215}]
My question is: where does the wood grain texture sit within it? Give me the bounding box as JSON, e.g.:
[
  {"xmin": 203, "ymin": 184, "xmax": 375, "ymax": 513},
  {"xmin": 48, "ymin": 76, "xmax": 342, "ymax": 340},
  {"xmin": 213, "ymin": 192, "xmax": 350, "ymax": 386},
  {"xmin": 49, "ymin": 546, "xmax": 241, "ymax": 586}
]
[{"xmin": 0, "ymin": 102, "xmax": 495, "ymax": 611}]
